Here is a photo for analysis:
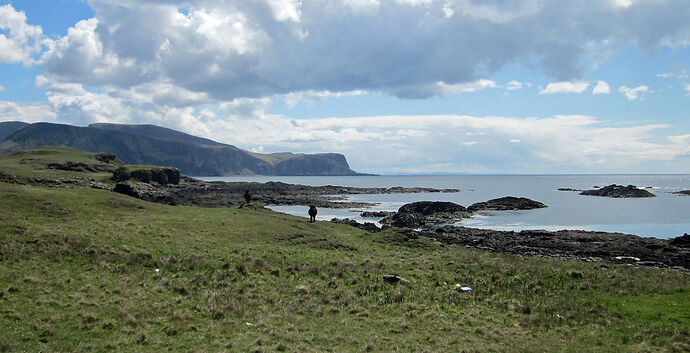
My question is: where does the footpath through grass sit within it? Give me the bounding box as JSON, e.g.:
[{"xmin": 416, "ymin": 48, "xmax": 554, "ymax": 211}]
[{"xmin": 0, "ymin": 149, "xmax": 689, "ymax": 352}]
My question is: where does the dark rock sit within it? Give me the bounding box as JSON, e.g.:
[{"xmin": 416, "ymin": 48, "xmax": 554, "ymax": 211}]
[
  {"xmin": 673, "ymin": 190, "xmax": 690, "ymax": 196},
  {"xmin": 115, "ymin": 167, "xmax": 180, "ymax": 185},
  {"xmin": 330, "ymin": 218, "xmax": 381, "ymax": 232},
  {"xmin": 558, "ymin": 188, "xmax": 581, "ymax": 192},
  {"xmin": 422, "ymin": 226, "xmax": 689, "ymax": 270},
  {"xmin": 381, "ymin": 201, "xmax": 470, "ymax": 228},
  {"xmin": 94, "ymin": 152, "xmax": 122, "ymax": 165},
  {"xmin": 669, "ymin": 233, "xmax": 690, "ymax": 248},
  {"xmin": 112, "ymin": 166, "xmax": 131, "ymax": 182},
  {"xmin": 467, "ymin": 196, "xmax": 547, "ymax": 212},
  {"xmin": 398, "ymin": 201, "xmax": 466, "ymax": 215},
  {"xmin": 580, "ymin": 184, "xmax": 656, "ymax": 198},
  {"xmin": 113, "ymin": 183, "xmax": 138, "ymax": 197},
  {"xmin": 384, "ymin": 213, "xmax": 424, "ymax": 228},
  {"xmin": 361, "ymin": 211, "xmax": 395, "ymax": 218}
]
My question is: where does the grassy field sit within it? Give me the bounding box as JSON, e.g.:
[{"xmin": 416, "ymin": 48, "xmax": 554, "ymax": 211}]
[{"xmin": 0, "ymin": 149, "xmax": 689, "ymax": 352}]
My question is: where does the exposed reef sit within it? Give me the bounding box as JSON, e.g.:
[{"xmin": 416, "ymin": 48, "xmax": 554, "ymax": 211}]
[{"xmin": 580, "ymin": 184, "xmax": 656, "ymax": 198}]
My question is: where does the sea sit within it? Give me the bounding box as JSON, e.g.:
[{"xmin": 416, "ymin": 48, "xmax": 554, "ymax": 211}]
[{"xmin": 198, "ymin": 175, "xmax": 690, "ymax": 240}]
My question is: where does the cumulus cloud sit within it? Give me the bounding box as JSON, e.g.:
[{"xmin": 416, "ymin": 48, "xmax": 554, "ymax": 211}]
[
  {"xmin": 0, "ymin": 100, "xmax": 56, "ymax": 122},
  {"xmin": 0, "ymin": 5, "xmax": 43, "ymax": 65},
  {"xmin": 0, "ymin": 85, "xmax": 4, "ymax": 91},
  {"xmin": 685, "ymin": 83, "xmax": 690, "ymax": 95},
  {"xmin": 539, "ymin": 81, "xmax": 590, "ymax": 94},
  {"xmin": 32, "ymin": 0, "xmax": 690, "ymax": 102},
  {"xmin": 619, "ymin": 85, "xmax": 649, "ymax": 100},
  {"xmin": 592, "ymin": 80, "xmax": 611, "ymax": 94},
  {"xmin": 20, "ymin": 76, "xmax": 690, "ymax": 173}
]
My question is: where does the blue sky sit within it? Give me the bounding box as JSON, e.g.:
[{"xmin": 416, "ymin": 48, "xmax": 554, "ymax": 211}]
[{"xmin": 1, "ymin": 0, "xmax": 689, "ymax": 174}]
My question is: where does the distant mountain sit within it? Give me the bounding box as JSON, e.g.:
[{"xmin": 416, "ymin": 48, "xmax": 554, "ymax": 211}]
[
  {"xmin": 0, "ymin": 122, "xmax": 362, "ymax": 176},
  {"xmin": 0, "ymin": 121, "xmax": 29, "ymax": 142}
]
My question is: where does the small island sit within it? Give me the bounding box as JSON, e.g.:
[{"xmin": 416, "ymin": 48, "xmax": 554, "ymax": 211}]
[{"xmin": 579, "ymin": 184, "xmax": 656, "ymax": 198}]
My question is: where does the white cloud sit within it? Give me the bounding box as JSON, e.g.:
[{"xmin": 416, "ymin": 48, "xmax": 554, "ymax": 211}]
[
  {"xmin": 611, "ymin": 0, "xmax": 634, "ymax": 9},
  {"xmin": 539, "ymin": 81, "xmax": 590, "ymax": 94},
  {"xmin": 592, "ymin": 80, "xmax": 611, "ymax": 94},
  {"xmin": 619, "ymin": 85, "xmax": 649, "ymax": 100},
  {"xmin": 657, "ymin": 70, "xmax": 688, "ymax": 80},
  {"xmin": 436, "ymin": 79, "xmax": 496, "ymax": 94},
  {"xmin": 0, "ymin": 85, "xmax": 4, "ymax": 91},
  {"xmin": 284, "ymin": 90, "xmax": 366, "ymax": 108},
  {"xmin": 32, "ymin": 0, "xmax": 690, "ymax": 101},
  {"xmin": 0, "ymin": 5, "xmax": 43, "ymax": 65},
  {"xmin": 685, "ymin": 84, "xmax": 690, "ymax": 95},
  {"xmin": 505, "ymin": 81, "xmax": 525, "ymax": 90},
  {"xmin": 266, "ymin": 0, "xmax": 302, "ymax": 22},
  {"xmin": 0, "ymin": 101, "xmax": 56, "ymax": 122},
  {"xmin": 19, "ymin": 75, "xmax": 690, "ymax": 173}
]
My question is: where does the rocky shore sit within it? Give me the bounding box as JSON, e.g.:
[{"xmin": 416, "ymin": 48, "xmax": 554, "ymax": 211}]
[
  {"xmin": 335, "ymin": 200, "xmax": 689, "ymax": 271},
  {"xmin": 105, "ymin": 171, "xmax": 687, "ymax": 271},
  {"xmin": 425, "ymin": 226, "xmax": 689, "ymax": 271},
  {"xmin": 110, "ymin": 176, "xmax": 460, "ymax": 208}
]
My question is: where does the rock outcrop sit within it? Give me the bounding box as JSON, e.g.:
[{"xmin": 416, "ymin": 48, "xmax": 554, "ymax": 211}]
[
  {"xmin": 112, "ymin": 166, "xmax": 180, "ymax": 185},
  {"xmin": 673, "ymin": 190, "xmax": 690, "ymax": 196},
  {"xmin": 580, "ymin": 184, "xmax": 656, "ymax": 198},
  {"xmin": 425, "ymin": 226, "xmax": 689, "ymax": 270},
  {"xmin": 468, "ymin": 196, "xmax": 547, "ymax": 212},
  {"xmin": 381, "ymin": 201, "xmax": 471, "ymax": 228}
]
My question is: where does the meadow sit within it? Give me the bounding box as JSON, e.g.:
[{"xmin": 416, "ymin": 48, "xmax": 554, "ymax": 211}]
[{"xmin": 0, "ymin": 148, "xmax": 688, "ymax": 352}]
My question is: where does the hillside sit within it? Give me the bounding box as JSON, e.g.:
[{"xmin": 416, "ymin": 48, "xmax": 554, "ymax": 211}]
[
  {"xmin": 0, "ymin": 148, "xmax": 688, "ymax": 352},
  {"xmin": 0, "ymin": 122, "xmax": 361, "ymax": 176},
  {"xmin": 0, "ymin": 121, "xmax": 29, "ymax": 142}
]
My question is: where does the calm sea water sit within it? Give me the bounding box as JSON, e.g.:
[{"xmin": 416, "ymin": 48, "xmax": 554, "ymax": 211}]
[{"xmin": 198, "ymin": 175, "xmax": 690, "ymax": 239}]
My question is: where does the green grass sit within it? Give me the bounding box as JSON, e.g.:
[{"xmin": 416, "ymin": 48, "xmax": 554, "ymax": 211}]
[
  {"xmin": 0, "ymin": 149, "xmax": 689, "ymax": 352},
  {"xmin": 0, "ymin": 147, "xmax": 114, "ymax": 184}
]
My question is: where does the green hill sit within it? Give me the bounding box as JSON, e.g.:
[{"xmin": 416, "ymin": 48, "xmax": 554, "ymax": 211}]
[
  {"xmin": 0, "ymin": 148, "xmax": 688, "ymax": 352},
  {"xmin": 0, "ymin": 122, "xmax": 361, "ymax": 176}
]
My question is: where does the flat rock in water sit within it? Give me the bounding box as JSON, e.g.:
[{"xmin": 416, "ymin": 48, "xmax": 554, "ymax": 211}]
[
  {"xmin": 360, "ymin": 211, "xmax": 395, "ymax": 218},
  {"xmin": 580, "ymin": 184, "xmax": 656, "ymax": 198},
  {"xmin": 398, "ymin": 201, "xmax": 466, "ymax": 215},
  {"xmin": 381, "ymin": 201, "xmax": 470, "ymax": 228},
  {"xmin": 467, "ymin": 196, "xmax": 547, "ymax": 212},
  {"xmin": 673, "ymin": 190, "xmax": 690, "ymax": 196}
]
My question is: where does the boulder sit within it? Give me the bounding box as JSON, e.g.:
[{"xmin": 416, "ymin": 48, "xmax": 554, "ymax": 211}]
[
  {"xmin": 468, "ymin": 196, "xmax": 547, "ymax": 212},
  {"xmin": 580, "ymin": 184, "xmax": 656, "ymax": 198}
]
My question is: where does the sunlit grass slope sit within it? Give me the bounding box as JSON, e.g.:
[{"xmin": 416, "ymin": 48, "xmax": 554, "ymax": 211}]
[{"xmin": 0, "ymin": 148, "xmax": 688, "ymax": 352}]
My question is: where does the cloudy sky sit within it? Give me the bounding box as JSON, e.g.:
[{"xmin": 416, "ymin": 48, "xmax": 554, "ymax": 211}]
[{"xmin": 1, "ymin": 0, "xmax": 689, "ymax": 174}]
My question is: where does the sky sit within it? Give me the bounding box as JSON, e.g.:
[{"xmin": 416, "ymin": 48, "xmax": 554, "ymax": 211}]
[{"xmin": 1, "ymin": 0, "xmax": 689, "ymax": 174}]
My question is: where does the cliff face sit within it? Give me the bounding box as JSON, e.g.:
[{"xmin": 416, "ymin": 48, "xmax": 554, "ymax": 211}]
[{"xmin": 0, "ymin": 122, "xmax": 361, "ymax": 176}]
